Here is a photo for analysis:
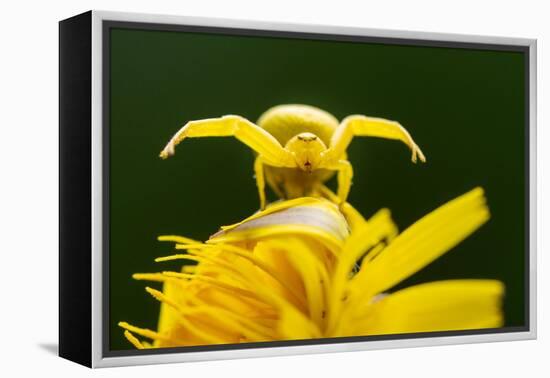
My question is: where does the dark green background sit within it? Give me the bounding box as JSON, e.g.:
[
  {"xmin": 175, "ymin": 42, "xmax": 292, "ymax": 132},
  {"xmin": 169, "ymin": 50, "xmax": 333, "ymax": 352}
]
[{"xmin": 109, "ymin": 27, "xmax": 526, "ymax": 350}]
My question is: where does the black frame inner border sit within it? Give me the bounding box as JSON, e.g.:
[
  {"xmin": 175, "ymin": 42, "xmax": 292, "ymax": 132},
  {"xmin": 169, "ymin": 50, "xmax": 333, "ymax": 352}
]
[{"xmin": 102, "ymin": 19, "xmax": 531, "ymax": 358}]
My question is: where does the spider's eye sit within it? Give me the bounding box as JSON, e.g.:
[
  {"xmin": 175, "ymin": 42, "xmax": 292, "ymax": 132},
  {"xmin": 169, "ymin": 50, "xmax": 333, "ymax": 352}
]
[{"xmin": 297, "ymin": 133, "xmax": 318, "ymax": 142}]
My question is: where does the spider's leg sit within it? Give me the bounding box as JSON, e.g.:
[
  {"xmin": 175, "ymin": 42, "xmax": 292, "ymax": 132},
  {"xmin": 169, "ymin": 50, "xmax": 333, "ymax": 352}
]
[
  {"xmin": 314, "ymin": 183, "xmax": 367, "ymax": 231},
  {"xmin": 265, "ymin": 171, "xmax": 286, "ymax": 199},
  {"xmin": 324, "ymin": 115, "xmax": 426, "ymax": 164},
  {"xmin": 313, "ymin": 183, "xmax": 339, "ymax": 203},
  {"xmin": 254, "ymin": 156, "xmax": 267, "ymax": 210},
  {"xmin": 160, "ymin": 115, "xmax": 296, "ymax": 168},
  {"xmin": 322, "ymin": 160, "xmax": 353, "ymax": 204}
]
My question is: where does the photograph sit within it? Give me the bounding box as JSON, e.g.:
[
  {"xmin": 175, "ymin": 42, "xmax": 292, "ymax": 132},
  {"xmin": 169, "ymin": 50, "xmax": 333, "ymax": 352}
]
[{"xmin": 107, "ymin": 24, "xmax": 527, "ymax": 352}]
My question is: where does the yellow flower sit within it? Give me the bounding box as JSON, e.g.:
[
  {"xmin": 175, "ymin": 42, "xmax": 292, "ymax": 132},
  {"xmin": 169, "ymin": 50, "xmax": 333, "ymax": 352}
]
[{"xmin": 119, "ymin": 187, "xmax": 503, "ymax": 349}]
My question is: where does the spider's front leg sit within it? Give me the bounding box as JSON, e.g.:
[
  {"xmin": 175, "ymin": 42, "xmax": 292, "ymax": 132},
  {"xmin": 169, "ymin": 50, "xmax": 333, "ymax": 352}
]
[
  {"xmin": 327, "ymin": 115, "xmax": 426, "ymax": 163},
  {"xmin": 254, "ymin": 156, "xmax": 267, "ymax": 210},
  {"xmin": 313, "ymin": 183, "xmax": 367, "ymax": 231},
  {"xmin": 159, "ymin": 115, "xmax": 297, "ymax": 210},
  {"xmin": 160, "ymin": 115, "xmax": 296, "ymax": 167},
  {"xmin": 319, "ymin": 114, "xmax": 425, "ymax": 206}
]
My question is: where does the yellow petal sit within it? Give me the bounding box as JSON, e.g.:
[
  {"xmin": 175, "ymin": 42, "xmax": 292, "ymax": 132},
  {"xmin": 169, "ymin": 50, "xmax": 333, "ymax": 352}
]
[
  {"xmin": 219, "ymin": 197, "xmax": 324, "ymax": 231},
  {"xmin": 251, "ymin": 241, "xmax": 307, "ymax": 310},
  {"xmin": 350, "ymin": 187, "xmax": 489, "ymax": 298},
  {"xmin": 210, "ymin": 197, "xmax": 350, "ymax": 255},
  {"xmin": 327, "ymin": 208, "xmax": 398, "ymax": 332},
  {"xmin": 359, "ymin": 280, "xmax": 504, "ymax": 335},
  {"xmin": 123, "ymin": 330, "xmax": 145, "ymax": 349},
  {"xmin": 274, "ymin": 238, "xmax": 330, "ymax": 327},
  {"xmin": 155, "ymin": 273, "xmax": 186, "ymax": 338},
  {"xmin": 278, "ymin": 305, "xmax": 322, "ymax": 340}
]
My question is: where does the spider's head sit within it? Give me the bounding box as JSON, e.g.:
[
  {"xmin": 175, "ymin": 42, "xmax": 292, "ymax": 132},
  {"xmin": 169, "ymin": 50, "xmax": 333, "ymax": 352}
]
[{"xmin": 285, "ymin": 132, "xmax": 327, "ymax": 173}]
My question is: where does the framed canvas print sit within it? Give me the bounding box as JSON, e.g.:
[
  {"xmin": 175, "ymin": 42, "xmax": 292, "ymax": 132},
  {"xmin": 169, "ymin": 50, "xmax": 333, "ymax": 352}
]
[{"xmin": 59, "ymin": 10, "xmax": 537, "ymax": 368}]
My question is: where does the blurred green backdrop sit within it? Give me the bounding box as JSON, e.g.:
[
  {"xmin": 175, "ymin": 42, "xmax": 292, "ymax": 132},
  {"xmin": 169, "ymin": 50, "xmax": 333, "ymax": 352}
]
[{"xmin": 109, "ymin": 27, "xmax": 526, "ymax": 350}]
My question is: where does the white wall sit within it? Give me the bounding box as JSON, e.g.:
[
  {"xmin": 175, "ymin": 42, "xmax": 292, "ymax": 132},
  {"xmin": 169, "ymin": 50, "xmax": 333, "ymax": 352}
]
[{"xmin": 0, "ymin": 0, "xmax": 546, "ymax": 376}]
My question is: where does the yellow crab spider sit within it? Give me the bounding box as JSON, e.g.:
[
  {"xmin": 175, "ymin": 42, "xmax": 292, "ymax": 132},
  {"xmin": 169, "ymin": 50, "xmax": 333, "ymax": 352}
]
[{"xmin": 160, "ymin": 104, "xmax": 426, "ymax": 209}]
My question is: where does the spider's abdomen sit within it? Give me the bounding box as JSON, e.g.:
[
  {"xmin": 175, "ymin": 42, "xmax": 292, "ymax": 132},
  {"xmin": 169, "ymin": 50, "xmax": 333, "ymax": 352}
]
[{"xmin": 257, "ymin": 104, "xmax": 338, "ymax": 146}]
